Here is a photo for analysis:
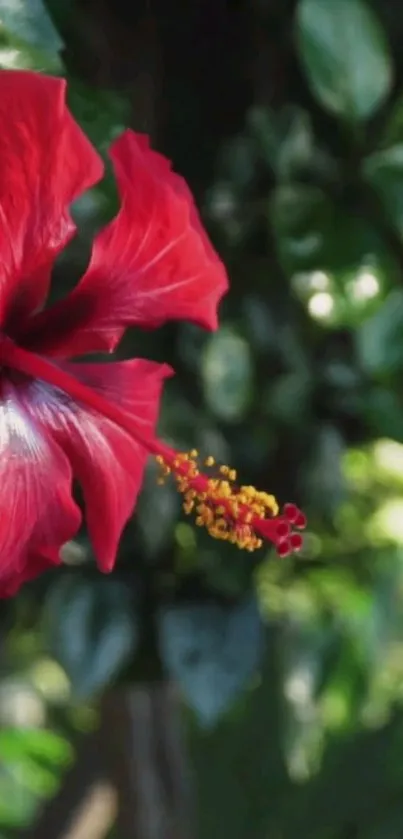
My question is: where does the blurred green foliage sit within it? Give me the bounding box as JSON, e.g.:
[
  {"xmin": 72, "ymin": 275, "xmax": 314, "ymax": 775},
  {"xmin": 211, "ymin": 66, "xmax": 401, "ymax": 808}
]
[{"xmin": 3, "ymin": 0, "xmax": 403, "ymax": 837}]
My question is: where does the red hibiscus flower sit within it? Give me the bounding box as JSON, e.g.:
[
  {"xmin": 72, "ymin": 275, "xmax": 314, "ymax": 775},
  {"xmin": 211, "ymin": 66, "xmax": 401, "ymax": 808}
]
[{"xmin": 0, "ymin": 70, "xmax": 306, "ymax": 598}]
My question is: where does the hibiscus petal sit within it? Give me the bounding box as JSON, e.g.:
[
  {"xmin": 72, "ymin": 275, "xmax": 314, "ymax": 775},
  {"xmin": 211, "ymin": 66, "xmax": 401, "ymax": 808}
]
[
  {"xmin": 0, "ymin": 378, "xmax": 81, "ymax": 597},
  {"xmin": 22, "ymin": 130, "xmax": 229, "ymax": 358},
  {"xmin": 0, "ymin": 70, "xmax": 103, "ymax": 333},
  {"xmin": 21, "ymin": 359, "xmax": 172, "ymax": 572},
  {"xmin": 1, "ymin": 552, "xmax": 65, "ymax": 599}
]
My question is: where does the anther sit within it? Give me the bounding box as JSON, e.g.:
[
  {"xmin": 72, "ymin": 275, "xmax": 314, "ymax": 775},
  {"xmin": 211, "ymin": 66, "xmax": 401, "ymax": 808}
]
[{"xmin": 154, "ymin": 449, "xmax": 307, "ymax": 557}]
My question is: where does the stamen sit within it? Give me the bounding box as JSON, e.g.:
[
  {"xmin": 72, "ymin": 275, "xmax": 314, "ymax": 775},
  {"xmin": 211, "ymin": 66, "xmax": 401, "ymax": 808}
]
[{"xmin": 156, "ymin": 450, "xmax": 306, "ymax": 557}]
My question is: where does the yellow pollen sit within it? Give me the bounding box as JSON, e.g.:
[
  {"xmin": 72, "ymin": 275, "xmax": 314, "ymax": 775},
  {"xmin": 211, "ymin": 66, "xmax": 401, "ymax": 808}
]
[{"xmin": 155, "ymin": 450, "xmax": 280, "ymax": 552}]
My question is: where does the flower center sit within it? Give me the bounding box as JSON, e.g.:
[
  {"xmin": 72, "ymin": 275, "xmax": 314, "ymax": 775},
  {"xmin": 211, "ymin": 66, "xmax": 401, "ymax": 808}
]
[
  {"xmin": 2, "ymin": 339, "xmax": 307, "ymax": 558},
  {"xmin": 155, "ymin": 449, "xmax": 306, "ymax": 556}
]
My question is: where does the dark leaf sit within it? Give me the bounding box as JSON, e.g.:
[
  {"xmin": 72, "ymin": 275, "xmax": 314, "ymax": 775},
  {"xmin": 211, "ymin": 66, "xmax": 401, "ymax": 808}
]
[
  {"xmin": 158, "ymin": 597, "xmax": 264, "ymax": 725},
  {"xmin": 43, "ymin": 574, "xmax": 138, "ymax": 698},
  {"xmin": 296, "ymin": 0, "xmax": 392, "ymax": 121}
]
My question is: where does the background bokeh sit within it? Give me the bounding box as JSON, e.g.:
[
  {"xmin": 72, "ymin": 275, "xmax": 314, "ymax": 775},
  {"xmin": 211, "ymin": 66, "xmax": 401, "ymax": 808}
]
[{"xmin": 2, "ymin": 0, "xmax": 403, "ymax": 836}]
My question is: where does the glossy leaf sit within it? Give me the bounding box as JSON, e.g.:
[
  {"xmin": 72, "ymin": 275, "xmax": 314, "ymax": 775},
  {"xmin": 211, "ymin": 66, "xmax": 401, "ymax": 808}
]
[
  {"xmin": 303, "ymin": 425, "xmax": 346, "ymax": 513},
  {"xmin": 43, "ymin": 574, "xmax": 138, "ymax": 698},
  {"xmin": 0, "ymin": 0, "xmax": 63, "ymax": 69},
  {"xmin": 158, "ymin": 597, "xmax": 264, "ymax": 726},
  {"xmin": 270, "ymin": 184, "xmax": 376, "ymax": 275},
  {"xmin": 356, "ymin": 290, "xmax": 403, "ymax": 375},
  {"xmin": 296, "ymin": 0, "xmax": 392, "ymax": 121},
  {"xmin": 201, "ymin": 326, "xmax": 253, "ymax": 421},
  {"xmin": 363, "ymin": 145, "xmax": 403, "ymax": 233},
  {"xmin": 0, "ymin": 727, "xmax": 71, "ymax": 765}
]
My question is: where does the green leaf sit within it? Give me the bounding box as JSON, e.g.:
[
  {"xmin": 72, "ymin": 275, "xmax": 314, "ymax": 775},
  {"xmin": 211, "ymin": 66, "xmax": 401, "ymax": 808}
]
[
  {"xmin": 0, "ymin": 0, "xmax": 63, "ymax": 70},
  {"xmin": 265, "ymin": 370, "xmax": 313, "ymax": 426},
  {"xmin": 0, "ymin": 767, "xmax": 36, "ymax": 828},
  {"xmin": 202, "ymin": 326, "xmax": 253, "ymax": 422},
  {"xmin": 43, "ymin": 575, "xmax": 138, "ymax": 698},
  {"xmin": 137, "ymin": 461, "xmax": 179, "ymax": 557},
  {"xmin": 0, "ymin": 728, "xmax": 71, "ymax": 765},
  {"xmin": 68, "ymin": 81, "xmax": 131, "ymax": 157},
  {"xmin": 380, "ymin": 92, "xmax": 403, "ymax": 148},
  {"xmin": 363, "ymin": 145, "xmax": 403, "ymax": 233},
  {"xmin": 303, "ymin": 425, "xmax": 346, "ymax": 513},
  {"xmin": 296, "ymin": 0, "xmax": 392, "ymax": 121},
  {"xmin": 270, "ymin": 184, "xmax": 377, "ymax": 275},
  {"xmin": 247, "ymin": 107, "xmax": 280, "ymax": 171},
  {"xmin": 217, "ymin": 136, "xmax": 256, "ymax": 190},
  {"xmin": 249, "ymin": 105, "xmax": 314, "ymax": 178},
  {"xmin": 364, "ymin": 387, "xmax": 403, "ymax": 442},
  {"xmin": 0, "ymin": 728, "xmax": 72, "ymax": 826},
  {"xmin": 356, "ymin": 289, "xmax": 403, "ymax": 375},
  {"xmin": 158, "ymin": 597, "xmax": 264, "ymax": 726},
  {"xmin": 248, "ymin": 104, "xmax": 335, "ymax": 183}
]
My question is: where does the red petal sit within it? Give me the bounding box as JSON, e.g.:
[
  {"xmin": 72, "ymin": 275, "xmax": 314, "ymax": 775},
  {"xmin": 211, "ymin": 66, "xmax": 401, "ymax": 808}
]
[
  {"xmin": 0, "ymin": 70, "xmax": 103, "ymax": 333},
  {"xmin": 22, "ymin": 130, "xmax": 229, "ymax": 358},
  {"xmin": 0, "ymin": 379, "xmax": 81, "ymax": 597},
  {"xmin": 22, "ymin": 358, "xmax": 172, "ymax": 571},
  {"xmin": 1, "ymin": 552, "xmax": 64, "ymax": 599}
]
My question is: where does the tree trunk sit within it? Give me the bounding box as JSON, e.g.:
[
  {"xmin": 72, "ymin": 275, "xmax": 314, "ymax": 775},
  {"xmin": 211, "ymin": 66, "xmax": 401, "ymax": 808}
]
[{"xmin": 24, "ymin": 683, "xmax": 194, "ymax": 839}]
